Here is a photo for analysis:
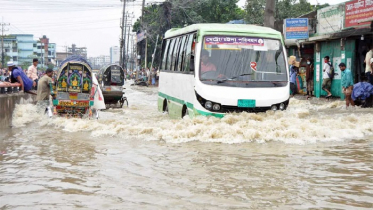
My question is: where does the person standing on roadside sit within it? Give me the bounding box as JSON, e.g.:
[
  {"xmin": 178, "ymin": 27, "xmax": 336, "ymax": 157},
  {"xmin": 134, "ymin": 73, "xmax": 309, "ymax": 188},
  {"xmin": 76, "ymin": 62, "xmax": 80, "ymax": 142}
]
[
  {"xmin": 306, "ymin": 58, "xmax": 314, "ymax": 99},
  {"xmin": 365, "ymin": 45, "xmax": 373, "ymax": 85},
  {"xmin": 289, "ymin": 61, "xmax": 298, "ymax": 97},
  {"xmin": 339, "ymin": 63, "xmax": 355, "ymax": 108},
  {"xmin": 322, "ymin": 56, "xmax": 332, "ymax": 98},
  {"xmin": 27, "ymin": 58, "xmax": 39, "ymax": 90}
]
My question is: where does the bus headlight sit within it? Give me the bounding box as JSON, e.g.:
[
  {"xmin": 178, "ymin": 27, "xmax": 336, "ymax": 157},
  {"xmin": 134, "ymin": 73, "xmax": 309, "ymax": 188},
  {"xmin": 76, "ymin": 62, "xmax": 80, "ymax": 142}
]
[
  {"xmin": 213, "ymin": 104, "xmax": 221, "ymax": 111},
  {"xmin": 279, "ymin": 103, "xmax": 285, "ymax": 110},
  {"xmin": 205, "ymin": 101, "xmax": 213, "ymax": 110},
  {"xmin": 271, "ymin": 105, "xmax": 278, "ymax": 111}
]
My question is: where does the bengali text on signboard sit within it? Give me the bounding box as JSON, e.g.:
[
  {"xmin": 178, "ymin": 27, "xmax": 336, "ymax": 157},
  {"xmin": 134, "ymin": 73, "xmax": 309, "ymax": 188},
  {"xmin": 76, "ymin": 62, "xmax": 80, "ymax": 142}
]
[
  {"xmin": 317, "ymin": 5, "xmax": 345, "ymax": 35},
  {"xmin": 284, "ymin": 18, "xmax": 309, "ymax": 39},
  {"xmin": 345, "ymin": 0, "xmax": 373, "ymax": 28},
  {"xmin": 204, "ymin": 36, "xmax": 265, "ymax": 46}
]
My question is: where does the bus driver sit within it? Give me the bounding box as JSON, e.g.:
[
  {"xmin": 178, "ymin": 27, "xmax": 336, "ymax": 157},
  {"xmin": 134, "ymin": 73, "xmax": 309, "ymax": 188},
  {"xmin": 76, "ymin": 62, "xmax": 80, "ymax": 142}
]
[{"xmin": 201, "ymin": 50, "xmax": 216, "ymax": 73}]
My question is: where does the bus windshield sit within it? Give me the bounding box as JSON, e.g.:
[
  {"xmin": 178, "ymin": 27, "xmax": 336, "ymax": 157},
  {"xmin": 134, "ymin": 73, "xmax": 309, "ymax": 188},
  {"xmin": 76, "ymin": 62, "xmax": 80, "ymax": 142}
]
[{"xmin": 200, "ymin": 36, "xmax": 287, "ymax": 87}]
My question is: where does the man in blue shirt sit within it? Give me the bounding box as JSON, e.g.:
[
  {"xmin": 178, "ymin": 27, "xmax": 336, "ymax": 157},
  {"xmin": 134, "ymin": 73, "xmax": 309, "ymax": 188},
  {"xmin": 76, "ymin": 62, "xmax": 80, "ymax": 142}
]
[
  {"xmin": 289, "ymin": 61, "xmax": 298, "ymax": 97},
  {"xmin": 339, "ymin": 63, "xmax": 354, "ymax": 108},
  {"xmin": 7, "ymin": 61, "xmax": 34, "ymax": 92}
]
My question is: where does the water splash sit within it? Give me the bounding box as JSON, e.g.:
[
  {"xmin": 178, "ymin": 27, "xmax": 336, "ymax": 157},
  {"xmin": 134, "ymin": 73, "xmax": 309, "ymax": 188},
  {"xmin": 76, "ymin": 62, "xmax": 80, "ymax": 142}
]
[{"xmin": 11, "ymin": 86, "xmax": 373, "ymax": 144}]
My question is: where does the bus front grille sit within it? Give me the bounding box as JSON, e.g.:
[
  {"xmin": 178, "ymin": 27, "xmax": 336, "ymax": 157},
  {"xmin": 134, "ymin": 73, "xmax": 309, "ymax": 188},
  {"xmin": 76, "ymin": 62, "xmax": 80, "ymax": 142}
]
[{"xmin": 220, "ymin": 105, "xmax": 270, "ymax": 113}]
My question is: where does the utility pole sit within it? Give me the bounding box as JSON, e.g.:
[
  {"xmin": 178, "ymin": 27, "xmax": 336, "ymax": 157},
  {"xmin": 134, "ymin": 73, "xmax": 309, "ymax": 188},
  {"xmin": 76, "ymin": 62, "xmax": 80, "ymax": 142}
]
[
  {"xmin": 264, "ymin": 0, "xmax": 275, "ymax": 29},
  {"xmin": 150, "ymin": 34, "xmax": 159, "ymax": 70},
  {"xmin": 141, "ymin": 0, "xmax": 146, "ymax": 25},
  {"xmin": 120, "ymin": 0, "xmax": 127, "ymax": 68},
  {"xmin": 126, "ymin": 25, "xmax": 131, "ymax": 70},
  {"xmin": 123, "ymin": 12, "xmax": 128, "ymax": 69},
  {"xmin": 39, "ymin": 41, "xmax": 44, "ymax": 68},
  {"xmin": 1, "ymin": 20, "xmax": 10, "ymax": 68},
  {"xmin": 145, "ymin": 30, "xmax": 147, "ymax": 70}
]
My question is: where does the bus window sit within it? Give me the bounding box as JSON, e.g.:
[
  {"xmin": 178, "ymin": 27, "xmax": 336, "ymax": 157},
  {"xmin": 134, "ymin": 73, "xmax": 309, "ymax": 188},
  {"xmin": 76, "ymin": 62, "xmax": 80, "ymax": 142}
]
[
  {"xmin": 171, "ymin": 37, "xmax": 181, "ymax": 71},
  {"xmin": 183, "ymin": 33, "xmax": 196, "ymax": 72},
  {"xmin": 177, "ymin": 36, "xmax": 187, "ymax": 71},
  {"xmin": 161, "ymin": 39, "xmax": 170, "ymax": 70},
  {"xmin": 166, "ymin": 39, "xmax": 175, "ymax": 71}
]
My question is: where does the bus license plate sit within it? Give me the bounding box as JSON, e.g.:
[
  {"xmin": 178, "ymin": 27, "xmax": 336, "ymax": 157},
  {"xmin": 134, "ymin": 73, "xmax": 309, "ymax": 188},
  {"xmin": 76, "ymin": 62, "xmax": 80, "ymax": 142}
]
[{"xmin": 237, "ymin": 99, "xmax": 256, "ymax": 108}]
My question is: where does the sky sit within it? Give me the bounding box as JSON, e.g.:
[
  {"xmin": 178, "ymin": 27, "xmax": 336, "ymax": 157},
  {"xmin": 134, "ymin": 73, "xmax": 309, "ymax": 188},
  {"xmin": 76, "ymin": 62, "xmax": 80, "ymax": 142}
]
[{"xmin": 1, "ymin": 0, "xmax": 347, "ymax": 57}]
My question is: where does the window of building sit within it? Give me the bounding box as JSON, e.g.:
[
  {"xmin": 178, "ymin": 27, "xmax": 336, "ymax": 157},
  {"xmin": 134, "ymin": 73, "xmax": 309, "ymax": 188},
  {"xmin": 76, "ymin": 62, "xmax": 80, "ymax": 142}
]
[{"xmin": 13, "ymin": 57, "xmax": 17, "ymax": 61}]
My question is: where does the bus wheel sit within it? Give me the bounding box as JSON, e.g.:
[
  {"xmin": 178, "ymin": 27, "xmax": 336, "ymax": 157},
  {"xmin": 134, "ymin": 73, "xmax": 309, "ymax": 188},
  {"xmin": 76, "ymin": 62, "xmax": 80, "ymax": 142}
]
[
  {"xmin": 182, "ymin": 105, "xmax": 188, "ymax": 118},
  {"xmin": 163, "ymin": 99, "xmax": 168, "ymax": 113}
]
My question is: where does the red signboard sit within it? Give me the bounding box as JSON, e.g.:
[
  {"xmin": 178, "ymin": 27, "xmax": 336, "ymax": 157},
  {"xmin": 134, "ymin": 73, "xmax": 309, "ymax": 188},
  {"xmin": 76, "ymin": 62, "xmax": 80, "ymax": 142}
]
[{"xmin": 345, "ymin": 0, "xmax": 373, "ymax": 28}]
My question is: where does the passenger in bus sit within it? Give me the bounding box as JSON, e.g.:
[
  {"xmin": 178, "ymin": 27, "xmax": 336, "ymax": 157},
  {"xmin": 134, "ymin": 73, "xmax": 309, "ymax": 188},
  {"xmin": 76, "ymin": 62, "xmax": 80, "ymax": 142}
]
[{"xmin": 200, "ymin": 50, "xmax": 216, "ymax": 73}]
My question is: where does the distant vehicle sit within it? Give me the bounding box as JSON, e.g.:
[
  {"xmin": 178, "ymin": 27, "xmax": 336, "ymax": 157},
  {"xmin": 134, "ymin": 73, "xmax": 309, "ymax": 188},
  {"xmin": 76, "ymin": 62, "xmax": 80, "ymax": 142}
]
[
  {"xmin": 52, "ymin": 55, "xmax": 105, "ymax": 118},
  {"xmin": 158, "ymin": 24, "xmax": 289, "ymax": 118},
  {"xmin": 97, "ymin": 64, "xmax": 128, "ymax": 107}
]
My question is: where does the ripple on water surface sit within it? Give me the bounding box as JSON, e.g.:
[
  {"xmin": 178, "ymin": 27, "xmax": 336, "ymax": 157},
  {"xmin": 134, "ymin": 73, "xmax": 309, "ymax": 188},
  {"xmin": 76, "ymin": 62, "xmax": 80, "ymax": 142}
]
[{"xmin": 2, "ymin": 84, "xmax": 373, "ymax": 209}]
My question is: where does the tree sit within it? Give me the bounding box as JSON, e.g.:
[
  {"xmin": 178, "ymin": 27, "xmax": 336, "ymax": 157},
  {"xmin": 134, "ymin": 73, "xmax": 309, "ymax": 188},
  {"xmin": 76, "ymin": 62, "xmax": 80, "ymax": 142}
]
[
  {"xmin": 264, "ymin": 0, "xmax": 275, "ymax": 28},
  {"xmin": 133, "ymin": 0, "xmax": 244, "ymax": 68},
  {"xmin": 245, "ymin": 0, "xmax": 317, "ymax": 26},
  {"xmin": 244, "ymin": 0, "xmax": 266, "ymax": 24}
]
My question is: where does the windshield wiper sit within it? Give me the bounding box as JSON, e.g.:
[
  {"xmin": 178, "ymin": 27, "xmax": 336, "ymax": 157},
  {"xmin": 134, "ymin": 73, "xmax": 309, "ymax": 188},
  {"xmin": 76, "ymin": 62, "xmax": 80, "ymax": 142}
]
[{"xmin": 217, "ymin": 73, "xmax": 253, "ymax": 84}]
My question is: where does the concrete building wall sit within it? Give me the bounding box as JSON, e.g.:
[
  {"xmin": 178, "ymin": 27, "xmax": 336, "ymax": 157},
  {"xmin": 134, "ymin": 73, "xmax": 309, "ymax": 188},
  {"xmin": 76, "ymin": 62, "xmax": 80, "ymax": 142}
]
[{"xmin": 0, "ymin": 93, "xmax": 36, "ymax": 128}]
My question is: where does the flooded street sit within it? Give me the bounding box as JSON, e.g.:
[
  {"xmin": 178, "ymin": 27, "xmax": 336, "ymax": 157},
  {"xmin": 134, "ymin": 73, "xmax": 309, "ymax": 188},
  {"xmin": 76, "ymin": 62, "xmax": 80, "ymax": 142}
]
[{"xmin": 1, "ymin": 84, "xmax": 373, "ymax": 209}]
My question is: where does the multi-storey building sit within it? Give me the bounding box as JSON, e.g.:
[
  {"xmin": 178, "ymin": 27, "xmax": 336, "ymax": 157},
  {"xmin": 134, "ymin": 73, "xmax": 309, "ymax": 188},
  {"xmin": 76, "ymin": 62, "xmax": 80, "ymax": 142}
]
[
  {"xmin": 68, "ymin": 44, "xmax": 87, "ymax": 58},
  {"xmin": 110, "ymin": 46, "xmax": 120, "ymax": 64},
  {"xmin": 1, "ymin": 34, "xmax": 34, "ymax": 67},
  {"xmin": 0, "ymin": 34, "xmax": 56, "ymax": 68}
]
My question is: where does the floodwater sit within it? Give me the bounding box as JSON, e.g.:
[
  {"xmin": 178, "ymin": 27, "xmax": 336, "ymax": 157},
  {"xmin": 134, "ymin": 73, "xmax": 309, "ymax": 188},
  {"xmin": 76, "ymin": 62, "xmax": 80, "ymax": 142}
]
[{"xmin": 1, "ymin": 82, "xmax": 373, "ymax": 209}]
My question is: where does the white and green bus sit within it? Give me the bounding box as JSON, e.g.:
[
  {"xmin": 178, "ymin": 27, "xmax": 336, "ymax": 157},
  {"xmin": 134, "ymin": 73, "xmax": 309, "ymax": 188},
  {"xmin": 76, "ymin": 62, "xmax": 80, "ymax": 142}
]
[{"xmin": 158, "ymin": 24, "xmax": 289, "ymax": 118}]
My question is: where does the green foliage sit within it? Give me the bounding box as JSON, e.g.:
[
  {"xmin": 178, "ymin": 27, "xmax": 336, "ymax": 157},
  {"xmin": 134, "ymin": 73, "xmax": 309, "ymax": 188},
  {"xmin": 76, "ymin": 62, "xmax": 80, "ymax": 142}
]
[
  {"xmin": 244, "ymin": 0, "xmax": 266, "ymax": 24},
  {"xmin": 245, "ymin": 0, "xmax": 319, "ymax": 25},
  {"xmin": 48, "ymin": 64, "xmax": 55, "ymax": 70},
  {"xmin": 20, "ymin": 61, "xmax": 31, "ymax": 70},
  {"xmin": 133, "ymin": 0, "xmax": 244, "ymax": 67},
  {"xmin": 275, "ymin": 0, "xmax": 313, "ymax": 21}
]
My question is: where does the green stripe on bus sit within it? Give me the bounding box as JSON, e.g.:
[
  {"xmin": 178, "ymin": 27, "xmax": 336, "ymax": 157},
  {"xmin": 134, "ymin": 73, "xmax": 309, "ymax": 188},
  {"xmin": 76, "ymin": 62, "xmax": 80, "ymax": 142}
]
[
  {"xmin": 195, "ymin": 109, "xmax": 225, "ymax": 118},
  {"xmin": 158, "ymin": 92, "xmax": 194, "ymax": 109},
  {"xmin": 159, "ymin": 92, "xmax": 225, "ymax": 118}
]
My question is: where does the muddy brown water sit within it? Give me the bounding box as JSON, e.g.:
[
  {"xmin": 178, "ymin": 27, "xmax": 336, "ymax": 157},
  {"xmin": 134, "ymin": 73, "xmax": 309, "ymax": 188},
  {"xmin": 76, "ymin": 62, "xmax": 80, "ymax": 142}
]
[{"xmin": 1, "ymin": 84, "xmax": 372, "ymax": 209}]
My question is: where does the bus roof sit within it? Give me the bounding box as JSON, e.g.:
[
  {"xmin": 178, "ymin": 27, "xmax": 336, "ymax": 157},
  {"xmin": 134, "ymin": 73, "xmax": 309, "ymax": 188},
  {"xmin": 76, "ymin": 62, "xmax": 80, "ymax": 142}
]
[{"xmin": 164, "ymin": 24, "xmax": 282, "ymax": 39}]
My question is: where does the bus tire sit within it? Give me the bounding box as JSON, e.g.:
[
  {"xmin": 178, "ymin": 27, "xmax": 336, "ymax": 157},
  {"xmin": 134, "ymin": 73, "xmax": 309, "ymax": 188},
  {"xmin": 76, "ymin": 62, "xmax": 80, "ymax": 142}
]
[
  {"xmin": 182, "ymin": 105, "xmax": 188, "ymax": 118},
  {"xmin": 163, "ymin": 99, "xmax": 168, "ymax": 113}
]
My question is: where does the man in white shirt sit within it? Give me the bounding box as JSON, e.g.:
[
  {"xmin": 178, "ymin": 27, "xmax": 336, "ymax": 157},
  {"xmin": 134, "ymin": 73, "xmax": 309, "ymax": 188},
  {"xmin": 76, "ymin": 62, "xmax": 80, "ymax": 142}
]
[
  {"xmin": 365, "ymin": 45, "xmax": 373, "ymax": 85},
  {"xmin": 27, "ymin": 58, "xmax": 39, "ymax": 90},
  {"xmin": 322, "ymin": 56, "xmax": 332, "ymax": 98}
]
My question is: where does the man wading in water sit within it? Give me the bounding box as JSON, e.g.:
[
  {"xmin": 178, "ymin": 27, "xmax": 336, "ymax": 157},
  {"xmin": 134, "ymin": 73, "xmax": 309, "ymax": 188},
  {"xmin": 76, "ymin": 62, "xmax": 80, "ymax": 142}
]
[{"xmin": 36, "ymin": 68, "xmax": 54, "ymax": 103}]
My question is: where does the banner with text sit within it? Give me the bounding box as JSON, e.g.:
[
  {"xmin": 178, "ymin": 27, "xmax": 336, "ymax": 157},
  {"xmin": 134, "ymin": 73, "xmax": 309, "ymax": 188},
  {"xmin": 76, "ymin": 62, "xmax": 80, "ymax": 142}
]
[
  {"xmin": 284, "ymin": 18, "xmax": 309, "ymax": 40},
  {"xmin": 345, "ymin": 0, "xmax": 373, "ymax": 28},
  {"xmin": 317, "ymin": 4, "xmax": 345, "ymax": 35}
]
